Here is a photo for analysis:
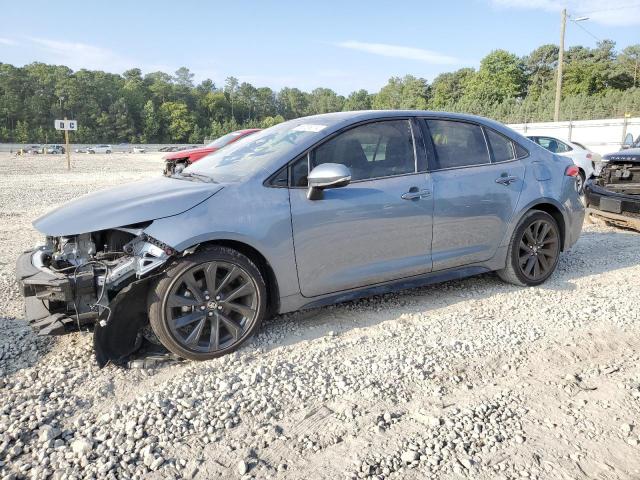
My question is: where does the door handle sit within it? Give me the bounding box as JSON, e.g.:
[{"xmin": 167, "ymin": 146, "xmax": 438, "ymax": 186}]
[
  {"xmin": 401, "ymin": 188, "xmax": 431, "ymax": 200},
  {"xmin": 495, "ymin": 175, "xmax": 518, "ymax": 186}
]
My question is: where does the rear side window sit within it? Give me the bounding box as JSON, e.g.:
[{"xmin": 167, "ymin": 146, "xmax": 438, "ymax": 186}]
[
  {"xmin": 485, "ymin": 128, "xmax": 515, "ymax": 162},
  {"xmin": 425, "ymin": 120, "xmax": 490, "ymax": 169},
  {"xmin": 514, "ymin": 143, "xmax": 528, "ymax": 158}
]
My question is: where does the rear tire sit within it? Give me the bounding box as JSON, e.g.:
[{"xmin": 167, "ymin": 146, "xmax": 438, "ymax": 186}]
[
  {"xmin": 497, "ymin": 210, "xmax": 561, "ymax": 287},
  {"xmin": 576, "ymin": 170, "xmax": 586, "ymax": 194},
  {"xmin": 148, "ymin": 246, "xmax": 267, "ymax": 361}
]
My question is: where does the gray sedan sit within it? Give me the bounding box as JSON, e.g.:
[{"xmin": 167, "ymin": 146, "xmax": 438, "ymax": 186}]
[{"xmin": 16, "ymin": 111, "xmax": 585, "ymax": 364}]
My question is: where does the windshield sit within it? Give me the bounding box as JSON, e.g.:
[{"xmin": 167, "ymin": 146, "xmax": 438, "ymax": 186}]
[
  {"xmin": 206, "ymin": 131, "xmax": 246, "ymax": 149},
  {"xmin": 187, "ymin": 119, "xmax": 330, "ymax": 182}
]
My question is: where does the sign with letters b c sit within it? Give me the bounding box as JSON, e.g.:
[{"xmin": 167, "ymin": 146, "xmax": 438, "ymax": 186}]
[{"xmin": 54, "ymin": 120, "xmax": 78, "ymax": 131}]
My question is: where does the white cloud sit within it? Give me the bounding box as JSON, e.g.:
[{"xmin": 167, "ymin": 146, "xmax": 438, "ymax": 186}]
[
  {"xmin": 26, "ymin": 37, "xmax": 139, "ymax": 72},
  {"xmin": 0, "ymin": 37, "xmax": 17, "ymax": 46},
  {"xmin": 336, "ymin": 41, "xmax": 461, "ymax": 65},
  {"xmin": 490, "ymin": 0, "xmax": 640, "ymax": 26}
]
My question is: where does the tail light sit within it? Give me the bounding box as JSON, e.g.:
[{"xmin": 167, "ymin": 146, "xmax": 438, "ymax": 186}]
[{"xmin": 565, "ymin": 165, "xmax": 580, "ymax": 177}]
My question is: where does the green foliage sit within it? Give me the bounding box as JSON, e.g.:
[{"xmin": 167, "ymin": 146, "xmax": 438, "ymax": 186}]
[
  {"xmin": 1, "ymin": 40, "xmax": 640, "ymax": 143},
  {"xmin": 160, "ymin": 102, "xmax": 193, "ymax": 142},
  {"xmin": 373, "ymin": 75, "xmax": 429, "ymax": 109},
  {"xmin": 464, "ymin": 50, "xmax": 526, "ymax": 104},
  {"xmin": 343, "ymin": 89, "xmax": 372, "ymax": 111},
  {"xmin": 430, "ymin": 68, "xmax": 474, "ymax": 109},
  {"xmin": 15, "ymin": 120, "xmax": 29, "ymax": 143}
]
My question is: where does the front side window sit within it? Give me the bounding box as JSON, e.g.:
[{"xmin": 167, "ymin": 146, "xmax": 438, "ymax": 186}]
[
  {"xmin": 307, "ymin": 120, "xmax": 416, "ymax": 183},
  {"xmin": 425, "ymin": 120, "xmax": 490, "ymax": 169},
  {"xmin": 485, "ymin": 128, "xmax": 515, "ymax": 162}
]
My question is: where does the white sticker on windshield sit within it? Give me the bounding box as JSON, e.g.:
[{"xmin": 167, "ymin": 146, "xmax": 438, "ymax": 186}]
[{"xmin": 292, "ymin": 124, "xmax": 327, "ymax": 133}]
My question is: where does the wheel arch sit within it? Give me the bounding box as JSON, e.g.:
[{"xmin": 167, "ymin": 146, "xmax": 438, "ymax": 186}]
[
  {"xmin": 190, "ymin": 239, "xmax": 280, "ymax": 315},
  {"xmin": 509, "ymin": 199, "xmax": 567, "ymax": 251},
  {"xmin": 508, "ymin": 197, "xmax": 568, "ymax": 251}
]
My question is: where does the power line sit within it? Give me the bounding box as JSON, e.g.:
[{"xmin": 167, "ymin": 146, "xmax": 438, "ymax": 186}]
[{"xmin": 570, "ymin": 18, "xmax": 601, "ymax": 42}]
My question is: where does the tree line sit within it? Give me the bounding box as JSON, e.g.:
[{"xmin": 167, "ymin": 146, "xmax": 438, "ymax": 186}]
[{"xmin": 1, "ymin": 40, "xmax": 639, "ymax": 144}]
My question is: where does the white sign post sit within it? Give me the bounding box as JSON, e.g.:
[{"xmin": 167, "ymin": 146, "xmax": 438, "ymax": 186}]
[{"xmin": 54, "ymin": 119, "xmax": 77, "ymax": 170}]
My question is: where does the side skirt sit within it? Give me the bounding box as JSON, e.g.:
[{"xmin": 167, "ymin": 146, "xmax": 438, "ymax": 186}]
[{"xmin": 294, "ymin": 265, "xmax": 491, "ymax": 312}]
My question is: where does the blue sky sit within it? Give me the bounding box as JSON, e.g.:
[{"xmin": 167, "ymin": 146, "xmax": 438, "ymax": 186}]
[{"xmin": 1, "ymin": 0, "xmax": 639, "ymax": 94}]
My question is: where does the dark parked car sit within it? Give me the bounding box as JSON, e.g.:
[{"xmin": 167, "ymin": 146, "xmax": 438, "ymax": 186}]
[
  {"xmin": 585, "ymin": 137, "xmax": 640, "ymax": 231},
  {"xmin": 16, "ymin": 111, "xmax": 584, "ymax": 365}
]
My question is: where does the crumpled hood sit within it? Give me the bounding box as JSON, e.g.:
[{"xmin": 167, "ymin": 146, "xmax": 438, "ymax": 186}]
[
  {"xmin": 34, "ymin": 176, "xmax": 223, "ymax": 236},
  {"xmin": 164, "ymin": 146, "xmax": 215, "ymax": 161}
]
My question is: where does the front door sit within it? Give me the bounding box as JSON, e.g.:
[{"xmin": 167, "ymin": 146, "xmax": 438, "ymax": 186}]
[{"xmin": 289, "ymin": 119, "xmax": 433, "ymax": 297}]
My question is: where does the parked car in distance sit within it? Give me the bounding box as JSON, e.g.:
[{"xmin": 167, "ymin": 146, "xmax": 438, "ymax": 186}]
[
  {"xmin": 88, "ymin": 144, "xmax": 112, "ymax": 154},
  {"xmin": 46, "ymin": 144, "xmax": 65, "ymax": 154},
  {"xmin": 527, "ymin": 135, "xmax": 599, "ymax": 192},
  {"xmin": 585, "ymin": 140, "xmax": 640, "ymax": 231},
  {"xmin": 23, "ymin": 145, "xmax": 42, "ymax": 154},
  {"xmin": 132, "ymin": 146, "xmax": 146, "ymax": 154},
  {"xmin": 163, "ymin": 129, "xmax": 261, "ymax": 175},
  {"xmin": 16, "ymin": 111, "xmax": 584, "ymax": 365}
]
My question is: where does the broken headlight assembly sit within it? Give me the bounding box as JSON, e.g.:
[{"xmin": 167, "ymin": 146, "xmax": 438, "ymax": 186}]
[{"xmin": 17, "ymin": 227, "xmax": 174, "ymax": 336}]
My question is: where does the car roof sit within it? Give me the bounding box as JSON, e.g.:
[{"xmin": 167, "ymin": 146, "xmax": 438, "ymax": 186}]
[{"xmin": 298, "ymin": 110, "xmax": 523, "ymax": 141}]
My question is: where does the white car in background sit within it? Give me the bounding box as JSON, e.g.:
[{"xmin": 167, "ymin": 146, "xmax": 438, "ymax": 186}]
[
  {"xmin": 527, "ymin": 136, "xmax": 600, "ymax": 193},
  {"xmin": 87, "ymin": 144, "xmax": 112, "ymax": 154}
]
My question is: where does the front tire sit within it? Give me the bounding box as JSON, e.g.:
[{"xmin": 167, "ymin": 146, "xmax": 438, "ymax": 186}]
[
  {"xmin": 148, "ymin": 246, "xmax": 266, "ymax": 361},
  {"xmin": 497, "ymin": 210, "xmax": 561, "ymax": 286}
]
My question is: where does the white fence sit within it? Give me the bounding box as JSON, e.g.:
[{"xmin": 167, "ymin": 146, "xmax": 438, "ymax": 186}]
[
  {"xmin": 508, "ymin": 117, "xmax": 640, "ymax": 156},
  {"xmin": 2, "ymin": 117, "xmax": 639, "ymax": 156},
  {"xmin": 0, "ymin": 143, "xmax": 196, "ymax": 153}
]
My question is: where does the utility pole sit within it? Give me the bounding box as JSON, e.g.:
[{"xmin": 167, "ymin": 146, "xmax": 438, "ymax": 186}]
[
  {"xmin": 554, "ymin": 8, "xmax": 567, "ymax": 122},
  {"xmin": 64, "ymin": 117, "xmax": 71, "ymax": 170}
]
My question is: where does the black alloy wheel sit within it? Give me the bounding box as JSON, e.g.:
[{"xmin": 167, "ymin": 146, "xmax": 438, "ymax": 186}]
[
  {"xmin": 517, "ymin": 218, "xmax": 559, "ymax": 282},
  {"xmin": 149, "ymin": 247, "xmax": 266, "ymax": 360},
  {"xmin": 497, "ymin": 210, "xmax": 561, "ymax": 286}
]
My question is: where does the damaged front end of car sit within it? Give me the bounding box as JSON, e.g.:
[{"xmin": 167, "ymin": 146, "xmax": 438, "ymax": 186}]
[
  {"xmin": 585, "ymin": 149, "xmax": 640, "ymax": 231},
  {"xmin": 16, "ymin": 226, "xmax": 176, "ymax": 366},
  {"xmin": 15, "ymin": 175, "xmax": 223, "ymax": 366}
]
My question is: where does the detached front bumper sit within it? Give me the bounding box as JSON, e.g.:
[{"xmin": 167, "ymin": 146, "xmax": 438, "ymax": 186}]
[
  {"xmin": 584, "ymin": 182, "xmax": 640, "ymax": 231},
  {"xmin": 16, "ymin": 248, "xmax": 98, "ymax": 335}
]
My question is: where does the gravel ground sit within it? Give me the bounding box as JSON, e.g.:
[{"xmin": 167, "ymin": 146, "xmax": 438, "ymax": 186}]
[{"xmin": 1, "ymin": 152, "xmax": 639, "ymax": 480}]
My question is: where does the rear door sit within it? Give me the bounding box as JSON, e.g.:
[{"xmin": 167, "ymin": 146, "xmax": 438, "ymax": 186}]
[
  {"xmin": 421, "ymin": 118, "xmax": 525, "ymax": 271},
  {"xmin": 289, "ymin": 119, "xmax": 434, "ymax": 297}
]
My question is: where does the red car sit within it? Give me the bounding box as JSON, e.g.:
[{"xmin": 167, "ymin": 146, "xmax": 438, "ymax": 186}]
[{"xmin": 163, "ymin": 128, "xmax": 261, "ymax": 175}]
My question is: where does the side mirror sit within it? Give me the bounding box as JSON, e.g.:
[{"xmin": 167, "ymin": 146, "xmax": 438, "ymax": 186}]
[{"xmin": 307, "ymin": 163, "xmax": 351, "ymax": 200}]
